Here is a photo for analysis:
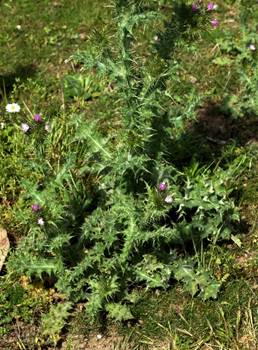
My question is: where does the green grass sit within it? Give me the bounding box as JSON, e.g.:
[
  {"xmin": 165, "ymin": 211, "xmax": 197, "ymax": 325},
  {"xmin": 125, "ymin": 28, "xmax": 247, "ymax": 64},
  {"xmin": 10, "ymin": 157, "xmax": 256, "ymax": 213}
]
[
  {"xmin": 0, "ymin": 0, "xmax": 110, "ymax": 115},
  {"xmin": 0, "ymin": 0, "xmax": 112, "ymax": 232},
  {"xmin": 0, "ymin": 0, "xmax": 257, "ymax": 349},
  {"xmin": 127, "ymin": 280, "xmax": 257, "ymax": 349}
]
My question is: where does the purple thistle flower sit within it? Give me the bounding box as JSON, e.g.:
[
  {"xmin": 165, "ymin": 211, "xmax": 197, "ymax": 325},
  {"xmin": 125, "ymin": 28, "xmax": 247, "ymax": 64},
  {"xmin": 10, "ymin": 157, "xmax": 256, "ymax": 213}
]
[
  {"xmin": 207, "ymin": 2, "xmax": 216, "ymax": 11},
  {"xmin": 192, "ymin": 3, "xmax": 198, "ymax": 12},
  {"xmin": 33, "ymin": 114, "xmax": 43, "ymax": 122},
  {"xmin": 158, "ymin": 182, "xmax": 167, "ymax": 191},
  {"xmin": 211, "ymin": 18, "xmax": 219, "ymax": 28},
  {"xmin": 21, "ymin": 123, "xmax": 30, "ymax": 133},
  {"xmin": 31, "ymin": 203, "xmax": 41, "ymax": 212}
]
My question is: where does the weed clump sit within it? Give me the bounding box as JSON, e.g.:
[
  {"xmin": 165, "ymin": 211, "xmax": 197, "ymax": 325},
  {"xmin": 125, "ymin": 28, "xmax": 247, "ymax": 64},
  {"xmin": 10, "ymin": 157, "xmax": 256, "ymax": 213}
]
[{"xmin": 0, "ymin": 0, "xmax": 257, "ymax": 346}]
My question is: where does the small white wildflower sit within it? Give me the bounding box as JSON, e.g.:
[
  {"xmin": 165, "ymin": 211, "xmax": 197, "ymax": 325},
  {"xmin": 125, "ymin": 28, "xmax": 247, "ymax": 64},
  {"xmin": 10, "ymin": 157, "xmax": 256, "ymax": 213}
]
[
  {"xmin": 16, "ymin": 25, "xmax": 22, "ymax": 30},
  {"xmin": 21, "ymin": 123, "xmax": 30, "ymax": 133},
  {"xmin": 37, "ymin": 217, "xmax": 45, "ymax": 226},
  {"xmin": 6, "ymin": 103, "xmax": 21, "ymax": 113},
  {"xmin": 249, "ymin": 44, "xmax": 256, "ymax": 51},
  {"xmin": 189, "ymin": 76, "xmax": 197, "ymax": 84},
  {"xmin": 164, "ymin": 195, "xmax": 173, "ymax": 204},
  {"xmin": 0, "ymin": 122, "xmax": 5, "ymax": 129},
  {"xmin": 45, "ymin": 123, "xmax": 51, "ymax": 132},
  {"xmin": 96, "ymin": 334, "xmax": 103, "ymax": 340}
]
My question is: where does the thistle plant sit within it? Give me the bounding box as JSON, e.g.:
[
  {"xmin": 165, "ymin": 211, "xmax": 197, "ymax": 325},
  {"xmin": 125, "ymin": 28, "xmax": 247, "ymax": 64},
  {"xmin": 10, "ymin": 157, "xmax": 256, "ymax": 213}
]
[{"xmin": 6, "ymin": 0, "xmax": 246, "ymax": 325}]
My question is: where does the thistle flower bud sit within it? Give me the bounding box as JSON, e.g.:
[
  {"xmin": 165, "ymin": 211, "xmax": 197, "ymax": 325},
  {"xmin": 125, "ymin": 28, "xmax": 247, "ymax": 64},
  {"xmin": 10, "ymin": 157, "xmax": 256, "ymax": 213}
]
[
  {"xmin": 31, "ymin": 203, "xmax": 41, "ymax": 212},
  {"xmin": 211, "ymin": 18, "xmax": 219, "ymax": 28},
  {"xmin": 207, "ymin": 2, "xmax": 217, "ymax": 11},
  {"xmin": 33, "ymin": 114, "xmax": 43, "ymax": 122},
  {"xmin": 192, "ymin": 3, "xmax": 198, "ymax": 11},
  {"xmin": 158, "ymin": 182, "xmax": 167, "ymax": 191}
]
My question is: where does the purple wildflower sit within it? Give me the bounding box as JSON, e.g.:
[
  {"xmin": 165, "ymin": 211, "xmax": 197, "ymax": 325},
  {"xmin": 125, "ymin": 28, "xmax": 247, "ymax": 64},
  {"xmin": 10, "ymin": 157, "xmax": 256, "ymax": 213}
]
[
  {"xmin": 158, "ymin": 182, "xmax": 167, "ymax": 191},
  {"xmin": 31, "ymin": 203, "xmax": 41, "ymax": 212},
  {"xmin": 207, "ymin": 2, "xmax": 216, "ymax": 11},
  {"xmin": 192, "ymin": 3, "xmax": 198, "ymax": 11},
  {"xmin": 211, "ymin": 18, "xmax": 219, "ymax": 28},
  {"xmin": 33, "ymin": 114, "xmax": 43, "ymax": 122},
  {"xmin": 21, "ymin": 123, "xmax": 30, "ymax": 133}
]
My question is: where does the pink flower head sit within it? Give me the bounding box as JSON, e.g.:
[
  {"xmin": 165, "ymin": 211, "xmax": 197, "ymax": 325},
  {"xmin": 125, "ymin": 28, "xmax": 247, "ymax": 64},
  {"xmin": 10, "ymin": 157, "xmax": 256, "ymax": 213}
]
[
  {"xmin": 158, "ymin": 182, "xmax": 167, "ymax": 191},
  {"xmin": 31, "ymin": 203, "xmax": 41, "ymax": 212},
  {"xmin": 211, "ymin": 18, "xmax": 219, "ymax": 28},
  {"xmin": 207, "ymin": 2, "xmax": 216, "ymax": 11},
  {"xmin": 192, "ymin": 3, "xmax": 198, "ymax": 11},
  {"xmin": 33, "ymin": 114, "xmax": 43, "ymax": 122}
]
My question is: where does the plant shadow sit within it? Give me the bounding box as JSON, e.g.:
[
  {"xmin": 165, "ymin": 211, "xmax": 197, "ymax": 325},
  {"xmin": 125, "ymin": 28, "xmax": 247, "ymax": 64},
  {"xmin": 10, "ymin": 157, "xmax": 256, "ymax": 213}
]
[
  {"xmin": 171, "ymin": 104, "xmax": 258, "ymax": 168},
  {"xmin": 154, "ymin": 1, "xmax": 201, "ymax": 60},
  {"xmin": 0, "ymin": 64, "xmax": 37, "ymax": 98}
]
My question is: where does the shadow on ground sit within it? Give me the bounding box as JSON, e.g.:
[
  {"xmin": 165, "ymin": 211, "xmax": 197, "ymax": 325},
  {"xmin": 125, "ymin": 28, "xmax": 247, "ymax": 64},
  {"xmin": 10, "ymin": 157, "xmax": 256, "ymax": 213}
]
[
  {"xmin": 0, "ymin": 64, "xmax": 37, "ymax": 98},
  {"xmin": 165, "ymin": 104, "xmax": 258, "ymax": 168},
  {"xmin": 154, "ymin": 1, "xmax": 203, "ymax": 60}
]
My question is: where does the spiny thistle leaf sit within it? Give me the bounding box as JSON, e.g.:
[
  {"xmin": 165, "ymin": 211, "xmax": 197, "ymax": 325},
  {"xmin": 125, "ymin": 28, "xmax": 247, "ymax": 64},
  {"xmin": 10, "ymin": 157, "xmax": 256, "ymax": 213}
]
[{"xmin": 106, "ymin": 302, "xmax": 133, "ymax": 321}]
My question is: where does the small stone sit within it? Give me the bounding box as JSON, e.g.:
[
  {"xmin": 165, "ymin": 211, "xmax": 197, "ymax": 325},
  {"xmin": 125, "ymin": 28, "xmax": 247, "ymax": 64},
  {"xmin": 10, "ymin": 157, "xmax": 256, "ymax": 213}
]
[{"xmin": 0, "ymin": 228, "xmax": 10, "ymax": 271}]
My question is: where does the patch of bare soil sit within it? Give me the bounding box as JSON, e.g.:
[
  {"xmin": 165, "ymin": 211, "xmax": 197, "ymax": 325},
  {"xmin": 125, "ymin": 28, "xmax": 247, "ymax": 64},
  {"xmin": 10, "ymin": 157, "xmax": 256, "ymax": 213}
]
[
  {"xmin": 61, "ymin": 331, "xmax": 124, "ymax": 350},
  {"xmin": 0, "ymin": 322, "xmax": 38, "ymax": 350},
  {"xmin": 194, "ymin": 104, "xmax": 258, "ymax": 146},
  {"xmin": 0, "ymin": 325, "xmax": 126, "ymax": 350}
]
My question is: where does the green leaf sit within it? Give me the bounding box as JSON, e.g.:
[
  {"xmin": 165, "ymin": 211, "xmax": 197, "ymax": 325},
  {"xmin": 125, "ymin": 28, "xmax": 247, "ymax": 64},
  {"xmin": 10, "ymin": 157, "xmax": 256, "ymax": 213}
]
[
  {"xmin": 106, "ymin": 303, "xmax": 133, "ymax": 321},
  {"xmin": 231, "ymin": 234, "xmax": 242, "ymax": 247},
  {"xmin": 201, "ymin": 281, "xmax": 221, "ymax": 300},
  {"xmin": 41, "ymin": 302, "xmax": 72, "ymax": 345},
  {"xmin": 174, "ymin": 265, "xmax": 196, "ymax": 281},
  {"xmin": 213, "ymin": 56, "xmax": 232, "ymax": 66}
]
